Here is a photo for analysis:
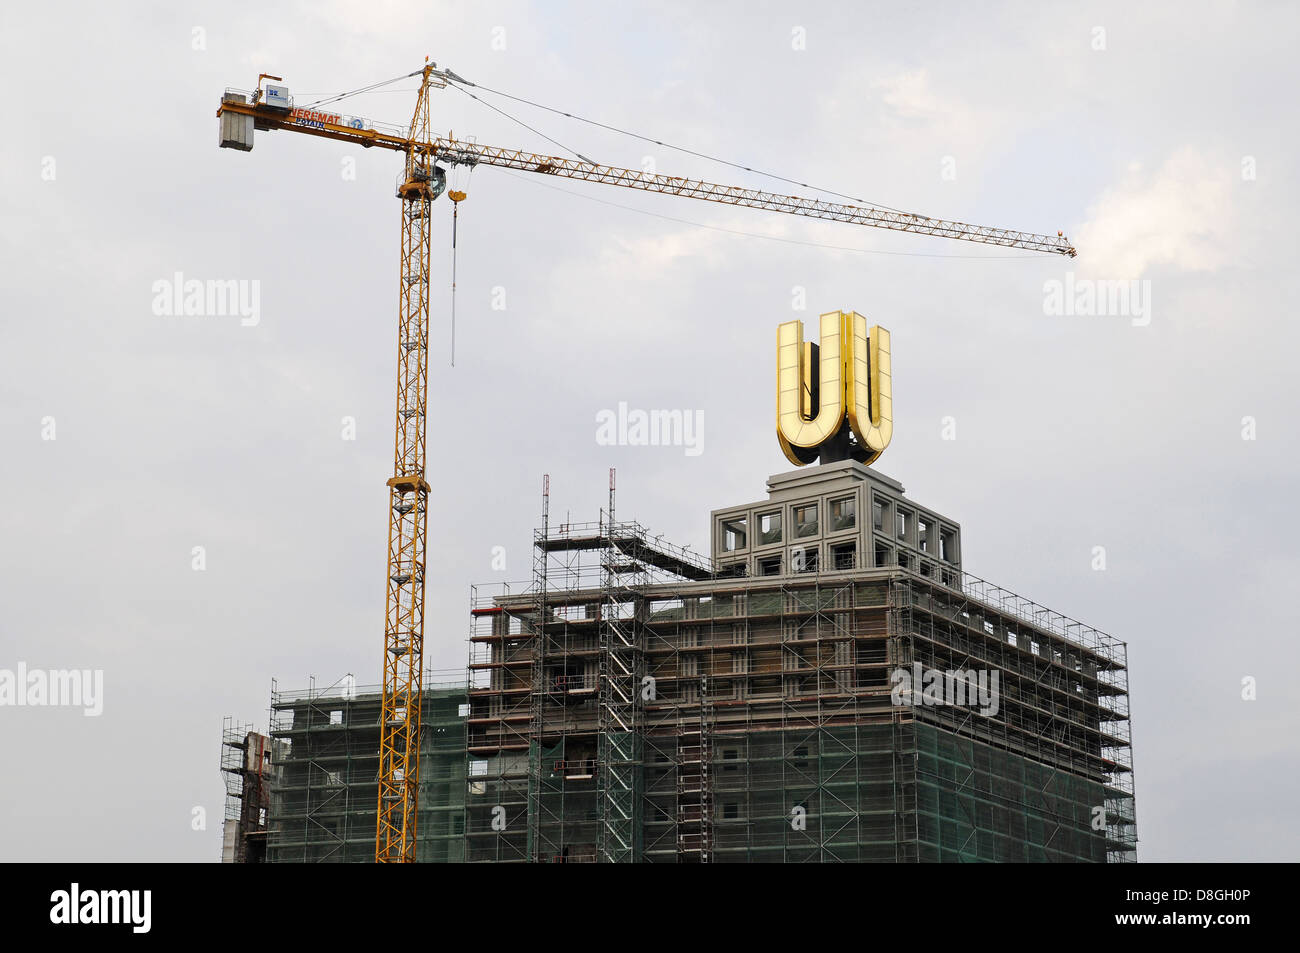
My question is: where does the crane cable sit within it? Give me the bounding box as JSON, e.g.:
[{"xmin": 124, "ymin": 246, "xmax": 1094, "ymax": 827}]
[
  {"xmin": 298, "ymin": 70, "xmax": 423, "ymax": 111},
  {"xmin": 497, "ymin": 168, "xmax": 1043, "ymax": 260},
  {"xmin": 452, "ymin": 85, "xmax": 1044, "ymax": 260},
  {"xmin": 310, "ymin": 68, "xmax": 914, "ymax": 216},
  {"xmin": 445, "ymin": 74, "xmax": 912, "ymax": 214},
  {"xmin": 451, "ymin": 199, "xmax": 458, "ymax": 367},
  {"xmin": 448, "ymin": 84, "xmax": 595, "ymax": 164},
  {"xmin": 448, "ymin": 188, "xmax": 467, "ymax": 366}
]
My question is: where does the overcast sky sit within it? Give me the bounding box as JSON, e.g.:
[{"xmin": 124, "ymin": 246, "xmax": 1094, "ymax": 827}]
[{"xmin": 2, "ymin": 1, "xmax": 1296, "ymax": 862}]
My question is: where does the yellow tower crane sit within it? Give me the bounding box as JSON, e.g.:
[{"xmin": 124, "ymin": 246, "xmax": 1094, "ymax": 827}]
[{"xmin": 216, "ymin": 61, "xmax": 1075, "ymax": 864}]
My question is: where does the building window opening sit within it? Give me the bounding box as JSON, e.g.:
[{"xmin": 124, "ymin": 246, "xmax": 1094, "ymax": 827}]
[
  {"xmin": 830, "ymin": 496, "xmax": 856, "ymax": 532},
  {"xmin": 794, "ymin": 504, "xmax": 818, "ymax": 538},
  {"xmin": 940, "ymin": 528, "xmax": 957, "ymax": 563},
  {"xmin": 722, "ymin": 517, "xmax": 747, "ymax": 552},
  {"xmin": 831, "ymin": 541, "xmax": 856, "ymax": 570}
]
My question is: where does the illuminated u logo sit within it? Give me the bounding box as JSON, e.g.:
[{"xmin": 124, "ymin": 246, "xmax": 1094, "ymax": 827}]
[{"xmin": 776, "ymin": 311, "xmax": 892, "ymax": 466}]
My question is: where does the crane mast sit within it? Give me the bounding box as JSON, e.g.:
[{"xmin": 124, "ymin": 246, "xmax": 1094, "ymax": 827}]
[
  {"xmin": 215, "ymin": 62, "xmax": 1076, "ymax": 864},
  {"xmin": 373, "ymin": 64, "xmax": 447, "ymax": 864}
]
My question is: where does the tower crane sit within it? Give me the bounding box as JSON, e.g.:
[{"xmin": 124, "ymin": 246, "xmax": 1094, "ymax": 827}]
[{"xmin": 215, "ymin": 61, "xmax": 1076, "ymax": 864}]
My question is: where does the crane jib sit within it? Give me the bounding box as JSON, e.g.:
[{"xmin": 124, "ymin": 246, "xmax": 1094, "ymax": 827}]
[{"xmin": 217, "ymin": 96, "xmax": 1075, "ymax": 257}]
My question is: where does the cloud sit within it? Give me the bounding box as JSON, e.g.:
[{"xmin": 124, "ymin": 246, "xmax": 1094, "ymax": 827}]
[
  {"xmin": 1072, "ymin": 148, "xmax": 1235, "ymax": 279},
  {"xmin": 873, "ymin": 70, "xmax": 944, "ymax": 121},
  {"xmin": 832, "ymin": 66, "xmax": 1012, "ymax": 155}
]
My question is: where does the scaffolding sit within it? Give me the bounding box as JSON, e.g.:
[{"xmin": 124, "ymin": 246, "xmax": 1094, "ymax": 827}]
[
  {"xmin": 220, "ymin": 717, "xmax": 274, "ymax": 863},
  {"xmin": 265, "ymin": 674, "xmax": 467, "ymax": 863},
  {"xmin": 465, "ymin": 498, "xmax": 1135, "ymax": 863},
  {"xmin": 596, "ymin": 469, "xmax": 647, "ymax": 862},
  {"xmin": 893, "ymin": 571, "xmax": 1136, "ymax": 860},
  {"xmin": 674, "ymin": 673, "xmax": 714, "ymax": 861},
  {"xmin": 640, "ymin": 572, "xmax": 906, "ymax": 861},
  {"xmin": 466, "ymin": 475, "xmax": 713, "ymax": 863}
]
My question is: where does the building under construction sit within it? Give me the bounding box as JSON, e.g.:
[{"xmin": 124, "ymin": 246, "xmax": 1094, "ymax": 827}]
[
  {"xmin": 227, "ymin": 458, "xmax": 1136, "ymax": 863},
  {"xmin": 220, "ymin": 717, "xmax": 274, "ymax": 863},
  {"xmin": 263, "ymin": 679, "xmax": 467, "ymax": 863},
  {"xmin": 466, "ymin": 459, "xmax": 1136, "ymax": 862}
]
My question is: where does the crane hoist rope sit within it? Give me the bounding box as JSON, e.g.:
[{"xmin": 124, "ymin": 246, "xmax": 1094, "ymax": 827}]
[{"xmin": 448, "ymin": 188, "xmax": 466, "ymax": 367}]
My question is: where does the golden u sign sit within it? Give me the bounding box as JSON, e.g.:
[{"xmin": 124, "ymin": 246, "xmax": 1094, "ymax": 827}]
[{"xmin": 776, "ymin": 311, "xmax": 892, "ymax": 466}]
